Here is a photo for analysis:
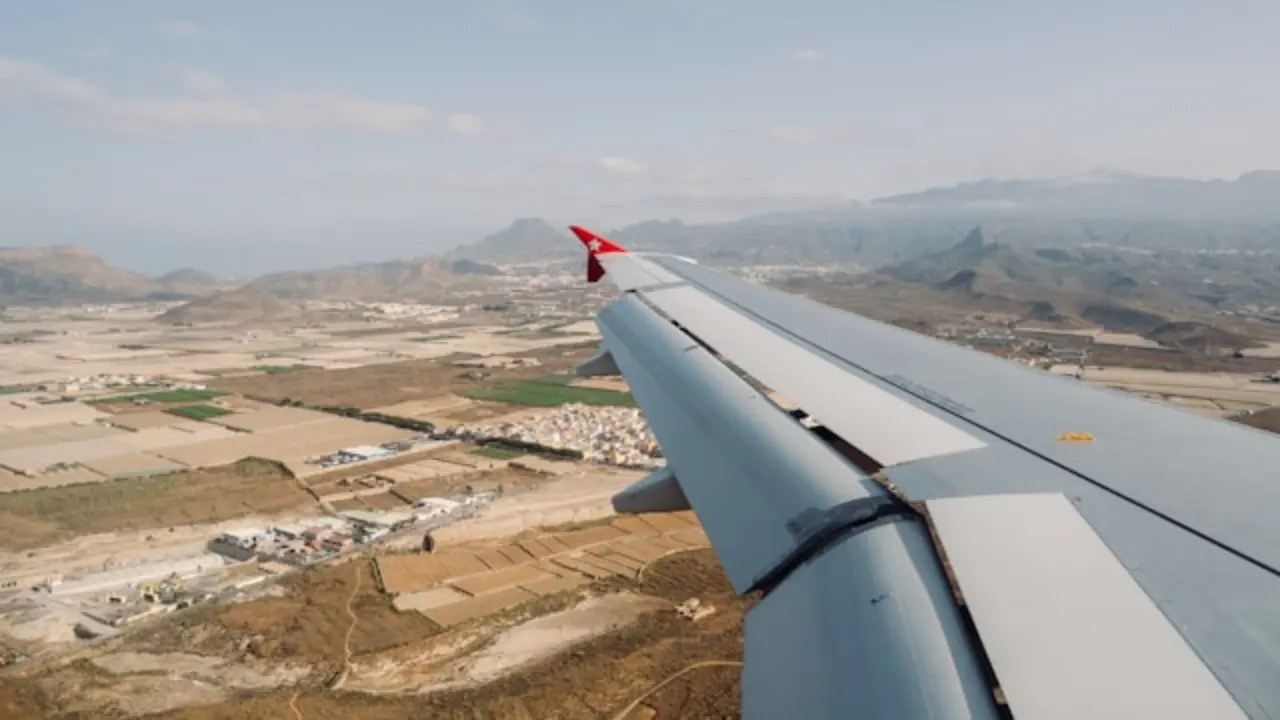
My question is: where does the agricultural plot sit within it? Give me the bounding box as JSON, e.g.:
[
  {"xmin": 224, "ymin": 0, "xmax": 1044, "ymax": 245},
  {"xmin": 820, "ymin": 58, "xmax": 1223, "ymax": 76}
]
[
  {"xmin": 252, "ymin": 364, "xmax": 316, "ymax": 374},
  {"xmin": 86, "ymin": 389, "xmax": 225, "ymax": 405},
  {"xmin": 0, "ymin": 458, "xmax": 310, "ymax": 550},
  {"xmin": 462, "ymin": 375, "xmax": 636, "ymax": 408},
  {"xmin": 165, "ymin": 404, "xmax": 232, "ymax": 421},
  {"xmin": 471, "ymin": 445, "xmax": 524, "ymax": 460}
]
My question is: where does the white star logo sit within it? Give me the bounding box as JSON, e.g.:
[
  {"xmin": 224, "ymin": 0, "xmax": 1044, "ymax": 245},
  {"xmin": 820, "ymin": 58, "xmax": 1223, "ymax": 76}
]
[{"xmin": 587, "ymin": 238, "xmax": 603, "ymax": 252}]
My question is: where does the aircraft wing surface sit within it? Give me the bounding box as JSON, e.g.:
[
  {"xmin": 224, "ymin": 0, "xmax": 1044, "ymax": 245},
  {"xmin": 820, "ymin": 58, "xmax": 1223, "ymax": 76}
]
[{"xmin": 568, "ymin": 226, "xmax": 1280, "ymax": 719}]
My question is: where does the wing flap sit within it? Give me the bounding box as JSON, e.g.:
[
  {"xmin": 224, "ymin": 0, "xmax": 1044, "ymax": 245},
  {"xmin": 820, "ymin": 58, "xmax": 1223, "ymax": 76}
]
[
  {"xmin": 927, "ymin": 492, "xmax": 1246, "ymax": 720},
  {"xmin": 595, "ymin": 293, "xmax": 886, "ymax": 592},
  {"xmin": 646, "ymin": 253, "xmax": 1280, "ymax": 574},
  {"xmin": 599, "ymin": 253, "xmax": 681, "ymax": 290},
  {"xmin": 638, "ymin": 284, "xmax": 987, "ymax": 467},
  {"xmin": 742, "ymin": 519, "xmax": 1000, "ymax": 719}
]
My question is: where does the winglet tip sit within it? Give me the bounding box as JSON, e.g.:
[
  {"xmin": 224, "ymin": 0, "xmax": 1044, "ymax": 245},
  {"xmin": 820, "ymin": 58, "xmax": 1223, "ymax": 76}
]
[{"xmin": 568, "ymin": 225, "xmax": 626, "ymax": 254}]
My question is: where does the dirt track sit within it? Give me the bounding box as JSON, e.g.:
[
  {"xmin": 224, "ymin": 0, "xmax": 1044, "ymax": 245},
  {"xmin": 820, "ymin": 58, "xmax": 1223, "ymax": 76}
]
[{"xmin": 132, "ymin": 560, "xmax": 440, "ymax": 667}]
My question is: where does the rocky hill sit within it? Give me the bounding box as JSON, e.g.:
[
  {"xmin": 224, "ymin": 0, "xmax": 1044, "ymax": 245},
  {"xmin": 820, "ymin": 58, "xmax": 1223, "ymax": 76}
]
[
  {"xmin": 0, "ymin": 245, "xmax": 156, "ymax": 305},
  {"xmin": 875, "ymin": 226, "xmax": 1211, "ymax": 331},
  {"xmin": 155, "ymin": 286, "xmax": 295, "ymax": 325},
  {"xmin": 449, "ymin": 259, "xmax": 501, "ymax": 276},
  {"xmin": 1143, "ymin": 321, "xmax": 1259, "ymax": 351},
  {"xmin": 246, "ymin": 258, "xmax": 458, "ymax": 301},
  {"xmin": 155, "ymin": 267, "xmax": 220, "ymax": 287},
  {"xmin": 444, "ymin": 218, "xmax": 578, "ymax": 264}
]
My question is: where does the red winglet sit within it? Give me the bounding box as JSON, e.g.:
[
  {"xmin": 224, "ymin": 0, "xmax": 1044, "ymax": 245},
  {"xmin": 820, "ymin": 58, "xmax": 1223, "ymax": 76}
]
[{"xmin": 569, "ymin": 225, "xmax": 626, "ymax": 283}]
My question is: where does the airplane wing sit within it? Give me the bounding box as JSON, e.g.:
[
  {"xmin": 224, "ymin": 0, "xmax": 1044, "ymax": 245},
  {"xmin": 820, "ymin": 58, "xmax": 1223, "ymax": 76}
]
[{"xmin": 568, "ymin": 225, "xmax": 1279, "ymax": 720}]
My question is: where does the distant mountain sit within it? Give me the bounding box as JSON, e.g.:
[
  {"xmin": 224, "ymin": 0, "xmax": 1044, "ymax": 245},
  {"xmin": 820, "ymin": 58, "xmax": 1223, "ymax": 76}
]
[
  {"xmin": 875, "ymin": 226, "xmax": 1211, "ymax": 331},
  {"xmin": 155, "ymin": 267, "xmax": 220, "ymax": 287},
  {"xmin": 874, "ymin": 170, "xmax": 1280, "ymax": 219},
  {"xmin": 449, "ymin": 259, "xmax": 501, "ymax": 276},
  {"xmin": 883, "ymin": 227, "xmax": 1037, "ymax": 291},
  {"xmin": 246, "ymin": 257, "xmax": 459, "ymax": 301},
  {"xmin": 156, "ymin": 286, "xmax": 294, "ymax": 325},
  {"xmin": 0, "ymin": 245, "xmax": 155, "ymax": 305},
  {"xmin": 448, "ymin": 171, "xmax": 1280, "ymax": 268},
  {"xmin": 446, "ymin": 218, "xmax": 577, "ymax": 264}
]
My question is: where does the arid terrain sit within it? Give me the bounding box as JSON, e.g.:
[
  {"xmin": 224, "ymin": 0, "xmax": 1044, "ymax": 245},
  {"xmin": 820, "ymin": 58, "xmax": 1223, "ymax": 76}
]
[{"xmin": 1, "ymin": 228, "xmax": 1279, "ymax": 718}]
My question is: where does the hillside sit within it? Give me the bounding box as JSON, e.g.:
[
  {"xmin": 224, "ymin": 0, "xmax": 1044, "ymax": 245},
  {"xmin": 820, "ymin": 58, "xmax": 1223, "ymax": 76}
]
[
  {"xmin": 155, "ymin": 267, "xmax": 220, "ymax": 287},
  {"xmin": 0, "ymin": 245, "xmax": 155, "ymax": 305},
  {"xmin": 875, "ymin": 226, "xmax": 1206, "ymax": 330},
  {"xmin": 450, "ymin": 259, "xmax": 501, "ymax": 276},
  {"xmin": 1143, "ymin": 321, "xmax": 1260, "ymax": 351},
  {"xmin": 155, "ymin": 286, "xmax": 295, "ymax": 325},
  {"xmin": 445, "ymin": 218, "xmax": 577, "ymax": 264},
  {"xmin": 247, "ymin": 258, "xmax": 458, "ymax": 301}
]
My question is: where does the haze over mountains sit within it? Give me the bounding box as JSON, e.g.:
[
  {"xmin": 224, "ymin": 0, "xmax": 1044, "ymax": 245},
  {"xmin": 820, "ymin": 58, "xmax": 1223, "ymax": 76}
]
[
  {"xmin": 873, "ymin": 227, "xmax": 1274, "ymax": 336},
  {"xmin": 4, "ymin": 171, "xmax": 1279, "ymax": 326}
]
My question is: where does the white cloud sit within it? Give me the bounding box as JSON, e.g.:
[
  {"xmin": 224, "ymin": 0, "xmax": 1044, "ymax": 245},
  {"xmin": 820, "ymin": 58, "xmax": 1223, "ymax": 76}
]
[
  {"xmin": 112, "ymin": 97, "xmax": 263, "ymax": 132},
  {"xmin": 179, "ymin": 70, "xmax": 228, "ymax": 96},
  {"xmin": 792, "ymin": 47, "xmax": 821, "ymax": 63},
  {"xmin": 449, "ymin": 113, "xmax": 487, "ymax": 135},
  {"xmin": 599, "ymin": 156, "xmax": 649, "ymax": 175},
  {"xmin": 0, "ymin": 58, "xmax": 104, "ymax": 105},
  {"xmin": 0, "ymin": 57, "xmax": 488, "ymax": 137},
  {"xmin": 271, "ymin": 94, "xmax": 433, "ymax": 135},
  {"xmin": 766, "ymin": 124, "xmax": 819, "ymax": 144},
  {"xmin": 155, "ymin": 19, "xmax": 199, "ymax": 38}
]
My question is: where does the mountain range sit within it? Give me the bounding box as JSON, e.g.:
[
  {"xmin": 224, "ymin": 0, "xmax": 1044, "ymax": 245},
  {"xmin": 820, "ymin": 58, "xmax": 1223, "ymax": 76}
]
[
  {"xmin": 3, "ymin": 171, "xmax": 1278, "ymax": 324},
  {"xmin": 451, "ymin": 172, "xmax": 1280, "ymax": 267}
]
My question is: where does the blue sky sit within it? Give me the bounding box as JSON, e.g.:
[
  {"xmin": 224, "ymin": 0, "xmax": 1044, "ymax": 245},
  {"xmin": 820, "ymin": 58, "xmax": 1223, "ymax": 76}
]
[{"xmin": 1, "ymin": 0, "xmax": 1278, "ymax": 273}]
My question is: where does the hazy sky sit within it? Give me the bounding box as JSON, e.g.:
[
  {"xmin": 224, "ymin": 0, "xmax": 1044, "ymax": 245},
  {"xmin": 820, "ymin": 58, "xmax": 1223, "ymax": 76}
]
[{"xmin": 2, "ymin": 0, "xmax": 1278, "ymax": 273}]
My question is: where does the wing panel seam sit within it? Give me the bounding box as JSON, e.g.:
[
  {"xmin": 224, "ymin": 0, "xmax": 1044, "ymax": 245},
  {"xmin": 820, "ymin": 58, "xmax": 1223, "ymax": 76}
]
[{"xmin": 680, "ymin": 273, "xmax": 1280, "ymax": 580}]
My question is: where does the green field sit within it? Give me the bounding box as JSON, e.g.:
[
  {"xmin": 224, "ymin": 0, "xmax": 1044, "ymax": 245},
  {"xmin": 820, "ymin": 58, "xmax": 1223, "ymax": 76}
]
[
  {"xmin": 0, "ymin": 386, "xmax": 27, "ymax": 396},
  {"xmin": 462, "ymin": 375, "xmax": 635, "ymax": 408},
  {"xmin": 409, "ymin": 334, "xmax": 461, "ymax": 343},
  {"xmin": 471, "ymin": 445, "xmax": 525, "ymax": 460},
  {"xmin": 165, "ymin": 404, "xmax": 233, "ymax": 421},
  {"xmin": 252, "ymin": 364, "xmax": 315, "ymax": 374},
  {"xmin": 86, "ymin": 388, "xmax": 225, "ymax": 405}
]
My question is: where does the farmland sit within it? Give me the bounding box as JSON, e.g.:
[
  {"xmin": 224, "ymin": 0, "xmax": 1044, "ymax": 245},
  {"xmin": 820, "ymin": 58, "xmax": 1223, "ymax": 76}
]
[
  {"xmin": 250, "ymin": 364, "xmax": 316, "ymax": 374},
  {"xmin": 86, "ymin": 389, "xmax": 225, "ymax": 405},
  {"xmin": 0, "ymin": 458, "xmax": 309, "ymax": 550},
  {"xmin": 471, "ymin": 445, "xmax": 525, "ymax": 460},
  {"xmin": 165, "ymin": 404, "xmax": 233, "ymax": 421}
]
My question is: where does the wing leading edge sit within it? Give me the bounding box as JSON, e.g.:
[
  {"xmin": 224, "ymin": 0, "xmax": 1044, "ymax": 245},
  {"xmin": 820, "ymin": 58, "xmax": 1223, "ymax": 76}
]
[{"xmin": 570, "ymin": 225, "xmax": 1269, "ymax": 718}]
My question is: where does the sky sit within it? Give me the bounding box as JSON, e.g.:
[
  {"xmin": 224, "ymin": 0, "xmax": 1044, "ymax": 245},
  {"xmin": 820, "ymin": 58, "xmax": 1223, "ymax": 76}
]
[{"xmin": 1, "ymin": 0, "xmax": 1279, "ymax": 274}]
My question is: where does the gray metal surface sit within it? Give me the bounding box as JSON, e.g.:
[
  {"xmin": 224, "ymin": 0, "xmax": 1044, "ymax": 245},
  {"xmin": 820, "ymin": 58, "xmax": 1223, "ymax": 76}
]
[
  {"xmin": 595, "ymin": 293, "xmax": 887, "ymax": 592},
  {"xmin": 744, "ymin": 520, "xmax": 1000, "ymax": 720},
  {"xmin": 596, "ymin": 285, "xmax": 1001, "ymax": 720},
  {"xmin": 645, "ymin": 253, "xmax": 1280, "ymax": 716},
  {"xmin": 928, "ymin": 493, "xmax": 1245, "ymax": 720},
  {"xmin": 573, "ymin": 348, "xmax": 619, "ymax": 377},
  {"xmin": 641, "ymin": 284, "xmax": 987, "ymax": 467},
  {"xmin": 649, "ymin": 254, "xmax": 1280, "ymax": 571},
  {"xmin": 598, "ymin": 252, "xmax": 680, "ymax": 289},
  {"xmin": 610, "ymin": 465, "xmax": 690, "ymax": 513},
  {"xmin": 888, "ymin": 438, "xmax": 1280, "ymax": 717}
]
